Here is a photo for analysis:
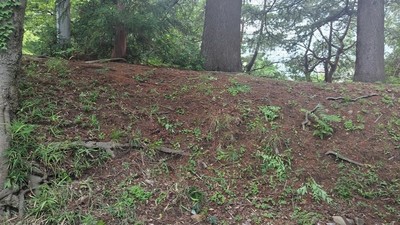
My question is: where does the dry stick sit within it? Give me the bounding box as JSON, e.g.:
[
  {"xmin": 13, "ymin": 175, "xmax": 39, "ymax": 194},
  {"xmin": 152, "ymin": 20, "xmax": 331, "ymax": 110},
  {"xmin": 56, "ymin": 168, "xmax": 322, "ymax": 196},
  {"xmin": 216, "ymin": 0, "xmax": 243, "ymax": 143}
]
[
  {"xmin": 325, "ymin": 150, "xmax": 366, "ymax": 167},
  {"xmin": 326, "ymin": 93, "xmax": 378, "ymax": 102},
  {"xmin": 301, "ymin": 104, "xmax": 321, "ymax": 130}
]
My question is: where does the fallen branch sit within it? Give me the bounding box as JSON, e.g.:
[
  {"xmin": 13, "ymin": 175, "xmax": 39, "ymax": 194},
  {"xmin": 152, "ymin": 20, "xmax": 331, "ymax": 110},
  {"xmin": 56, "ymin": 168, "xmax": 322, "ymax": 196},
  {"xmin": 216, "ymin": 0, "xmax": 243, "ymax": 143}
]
[
  {"xmin": 326, "ymin": 93, "xmax": 378, "ymax": 102},
  {"xmin": 301, "ymin": 104, "xmax": 321, "ymax": 130},
  {"xmin": 85, "ymin": 58, "xmax": 127, "ymax": 64},
  {"xmin": 325, "ymin": 150, "xmax": 367, "ymax": 167}
]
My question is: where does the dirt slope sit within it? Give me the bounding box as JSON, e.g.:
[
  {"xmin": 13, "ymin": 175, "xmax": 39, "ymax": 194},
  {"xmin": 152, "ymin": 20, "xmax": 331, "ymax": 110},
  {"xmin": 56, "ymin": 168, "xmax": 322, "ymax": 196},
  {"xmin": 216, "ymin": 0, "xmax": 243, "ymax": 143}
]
[{"xmin": 16, "ymin": 59, "xmax": 400, "ymax": 224}]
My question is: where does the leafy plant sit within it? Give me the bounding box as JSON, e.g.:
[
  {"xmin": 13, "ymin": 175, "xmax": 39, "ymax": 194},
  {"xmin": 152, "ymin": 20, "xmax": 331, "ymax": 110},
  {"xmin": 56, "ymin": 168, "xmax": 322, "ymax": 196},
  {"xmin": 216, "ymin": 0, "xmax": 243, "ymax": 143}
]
[
  {"xmin": 343, "ymin": 119, "xmax": 364, "ymax": 131},
  {"xmin": 227, "ymin": 79, "xmax": 251, "ymax": 96},
  {"xmin": 296, "ymin": 178, "xmax": 333, "ymax": 204},
  {"xmin": 256, "ymin": 145, "xmax": 291, "ymax": 181},
  {"xmin": 45, "ymin": 58, "xmax": 69, "ymax": 77},
  {"xmin": 109, "ymin": 185, "xmax": 152, "ymax": 218},
  {"xmin": 311, "ymin": 113, "xmax": 341, "ymax": 139},
  {"xmin": 259, "ymin": 105, "xmax": 281, "ymax": 122}
]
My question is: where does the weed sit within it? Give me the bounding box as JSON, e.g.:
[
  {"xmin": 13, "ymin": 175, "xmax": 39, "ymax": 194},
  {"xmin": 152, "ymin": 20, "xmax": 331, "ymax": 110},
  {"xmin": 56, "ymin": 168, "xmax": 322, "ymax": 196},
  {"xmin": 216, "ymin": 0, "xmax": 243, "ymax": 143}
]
[
  {"xmin": 6, "ymin": 121, "xmax": 36, "ymax": 186},
  {"xmin": 311, "ymin": 113, "xmax": 341, "ymax": 139},
  {"xmin": 259, "ymin": 105, "xmax": 281, "ymax": 122},
  {"xmin": 157, "ymin": 116, "xmax": 181, "ymax": 133},
  {"xmin": 256, "ymin": 145, "xmax": 291, "ymax": 181},
  {"xmin": 216, "ymin": 145, "xmax": 246, "ymax": 162},
  {"xmin": 296, "ymin": 178, "xmax": 333, "ymax": 203},
  {"xmin": 45, "ymin": 58, "xmax": 69, "ymax": 77},
  {"xmin": 109, "ymin": 185, "xmax": 152, "ymax": 219},
  {"xmin": 227, "ymin": 79, "xmax": 251, "ymax": 96},
  {"xmin": 291, "ymin": 207, "xmax": 322, "ymax": 225},
  {"xmin": 111, "ymin": 129, "xmax": 126, "ymax": 141},
  {"xmin": 343, "ymin": 119, "xmax": 364, "ymax": 131},
  {"xmin": 210, "ymin": 191, "xmax": 226, "ymax": 205},
  {"xmin": 381, "ymin": 94, "xmax": 395, "ymax": 107},
  {"xmin": 79, "ymin": 91, "xmax": 99, "ymax": 111}
]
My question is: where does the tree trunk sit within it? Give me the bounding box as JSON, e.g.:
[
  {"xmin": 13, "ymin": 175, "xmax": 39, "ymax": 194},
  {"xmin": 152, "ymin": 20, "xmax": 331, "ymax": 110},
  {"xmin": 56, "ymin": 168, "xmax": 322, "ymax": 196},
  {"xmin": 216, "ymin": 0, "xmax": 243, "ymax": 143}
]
[
  {"xmin": 354, "ymin": 0, "xmax": 385, "ymax": 82},
  {"xmin": 0, "ymin": 0, "xmax": 26, "ymax": 189},
  {"xmin": 201, "ymin": 0, "xmax": 242, "ymax": 72},
  {"xmin": 111, "ymin": 0, "xmax": 127, "ymax": 59},
  {"xmin": 111, "ymin": 26, "xmax": 127, "ymax": 58},
  {"xmin": 56, "ymin": 0, "xmax": 71, "ymax": 46}
]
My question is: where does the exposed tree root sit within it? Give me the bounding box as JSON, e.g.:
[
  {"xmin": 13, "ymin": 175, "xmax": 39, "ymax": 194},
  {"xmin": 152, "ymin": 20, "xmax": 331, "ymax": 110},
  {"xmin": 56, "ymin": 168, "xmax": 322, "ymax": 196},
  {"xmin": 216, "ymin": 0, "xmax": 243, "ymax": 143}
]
[{"xmin": 326, "ymin": 93, "xmax": 378, "ymax": 102}]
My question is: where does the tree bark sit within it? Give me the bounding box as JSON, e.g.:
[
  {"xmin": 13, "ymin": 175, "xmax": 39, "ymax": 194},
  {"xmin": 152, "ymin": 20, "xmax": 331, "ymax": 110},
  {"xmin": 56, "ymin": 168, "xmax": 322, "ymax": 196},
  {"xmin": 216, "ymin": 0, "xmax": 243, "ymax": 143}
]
[
  {"xmin": 201, "ymin": 0, "xmax": 242, "ymax": 72},
  {"xmin": 354, "ymin": 0, "xmax": 385, "ymax": 82},
  {"xmin": 56, "ymin": 0, "xmax": 71, "ymax": 46},
  {"xmin": 0, "ymin": 0, "xmax": 26, "ymax": 189},
  {"xmin": 111, "ymin": 0, "xmax": 127, "ymax": 59}
]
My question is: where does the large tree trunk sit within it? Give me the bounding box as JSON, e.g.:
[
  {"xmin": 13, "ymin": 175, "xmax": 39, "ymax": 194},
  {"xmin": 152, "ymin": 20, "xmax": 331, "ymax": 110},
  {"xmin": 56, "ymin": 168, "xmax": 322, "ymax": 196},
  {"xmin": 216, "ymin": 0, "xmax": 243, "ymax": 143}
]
[
  {"xmin": 111, "ymin": 0, "xmax": 127, "ymax": 59},
  {"xmin": 201, "ymin": 0, "xmax": 242, "ymax": 72},
  {"xmin": 0, "ymin": 0, "xmax": 26, "ymax": 189},
  {"xmin": 56, "ymin": 0, "xmax": 71, "ymax": 46},
  {"xmin": 354, "ymin": 0, "xmax": 385, "ymax": 82}
]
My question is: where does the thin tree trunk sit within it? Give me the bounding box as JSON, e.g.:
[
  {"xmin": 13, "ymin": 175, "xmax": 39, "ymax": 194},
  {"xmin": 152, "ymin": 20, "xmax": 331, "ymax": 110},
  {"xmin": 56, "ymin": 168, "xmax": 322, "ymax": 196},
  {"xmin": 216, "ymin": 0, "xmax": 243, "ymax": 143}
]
[
  {"xmin": 0, "ymin": 0, "xmax": 27, "ymax": 189},
  {"xmin": 354, "ymin": 0, "xmax": 385, "ymax": 82},
  {"xmin": 245, "ymin": 0, "xmax": 268, "ymax": 73},
  {"xmin": 56, "ymin": 0, "xmax": 71, "ymax": 46}
]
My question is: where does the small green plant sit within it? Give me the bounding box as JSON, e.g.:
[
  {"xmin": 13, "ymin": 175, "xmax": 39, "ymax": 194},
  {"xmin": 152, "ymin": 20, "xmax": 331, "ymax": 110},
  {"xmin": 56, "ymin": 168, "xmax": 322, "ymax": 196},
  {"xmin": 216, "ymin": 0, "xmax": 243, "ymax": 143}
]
[
  {"xmin": 381, "ymin": 94, "xmax": 395, "ymax": 107},
  {"xmin": 296, "ymin": 178, "xmax": 333, "ymax": 204},
  {"xmin": 216, "ymin": 145, "xmax": 246, "ymax": 162},
  {"xmin": 210, "ymin": 191, "xmax": 226, "ymax": 205},
  {"xmin": 291, "ymin": 207, "xmax": 323, "ymax": 225},
  {"xmin": 227, "ymin": 79, "xmax": 251, "ymax": 96},
  {"xmin": 109, "ymin": 185, "xmax": 152, "ymax": 218},
  {"xmin": 259, "ymin": 105, "xmax": 281, "ymax": 122},
  {"xmin": 45, "ymin": 58, "xmax": 69, "ymax": 77},
  {"xmin": 311, "ymin": 113, "xmax": 341, "ymax": 139},
  {"xmin": 256, "ymin": 145, "xmax": 291, "ymax": 181},
  {"xmin": 344, "ymin": 119, "xmax": 364, "ymax": 131},
  {"xmin": 111, "ymin": 129, "xmax": 126, "ymax": 141}
]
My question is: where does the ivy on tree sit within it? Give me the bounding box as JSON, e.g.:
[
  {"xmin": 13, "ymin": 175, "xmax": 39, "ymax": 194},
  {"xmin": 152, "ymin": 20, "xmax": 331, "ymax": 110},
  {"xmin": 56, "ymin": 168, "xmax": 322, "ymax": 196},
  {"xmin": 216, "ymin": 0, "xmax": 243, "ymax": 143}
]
[{"xmin": 0, "ymin": 0, "xmax": 20, "ymax": 50}]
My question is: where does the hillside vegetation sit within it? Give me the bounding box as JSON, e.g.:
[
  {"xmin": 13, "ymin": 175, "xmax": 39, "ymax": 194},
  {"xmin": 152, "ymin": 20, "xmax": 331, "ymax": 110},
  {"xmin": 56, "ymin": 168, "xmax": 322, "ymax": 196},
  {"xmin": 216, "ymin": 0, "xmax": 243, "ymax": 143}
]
[{"xmin": 5, "ymin": 57, "xmax": 400, "ymax": 224}]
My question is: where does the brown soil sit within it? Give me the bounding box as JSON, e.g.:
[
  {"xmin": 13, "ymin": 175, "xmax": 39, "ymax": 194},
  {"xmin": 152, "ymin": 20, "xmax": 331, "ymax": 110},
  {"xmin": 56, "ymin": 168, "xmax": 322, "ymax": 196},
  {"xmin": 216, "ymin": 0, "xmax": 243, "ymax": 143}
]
[{"xmin": 18, "ymin": 59, "xmax": 400, "ymax": 224}]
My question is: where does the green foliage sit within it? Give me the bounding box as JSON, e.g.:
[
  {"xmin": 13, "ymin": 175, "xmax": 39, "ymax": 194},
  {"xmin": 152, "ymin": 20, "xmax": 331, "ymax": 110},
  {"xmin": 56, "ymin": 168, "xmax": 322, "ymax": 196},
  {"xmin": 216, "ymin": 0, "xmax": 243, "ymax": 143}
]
[
  {"xmin": 307, "ymin": 110, "xmax": 341, "ymax": 139},
  {"xmin": 291, "ymin": 207, "xmax": 323, "ymax": 225},
  {"xmin": 6, "ymin": 120, "xmax": 36, "ymax": 187},
  {"xmin": 0, "ymin": 0, "xmax": 20, "ymax": 50},
  {"xmin": 296, "ymin": 178, "xmax": 333, "ymax": 203},
  {"xmin": 109, "ymin": 185, "xmax": 152, "ymax": 218},
  {"xmin": 334, "ymin": 167, "xmax": 400, "ymax": 200},
  {"xmin": 227, "ymin": 79, "xmax": 251, "ymax": 96},
  {"xmin": 45, "ymin": 58, "xmax": 69, "ymax": 77},
  {"xmin": 256, "ymin": 145, "xmax": 291, "ymax": 181},
  {"xmin": 259, "ymin": 105, "xmax": 281, "ymax": 122},
  {"xmin": 343, "ymin": 119, "xmax": 364, "ymax": 131}
]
